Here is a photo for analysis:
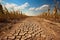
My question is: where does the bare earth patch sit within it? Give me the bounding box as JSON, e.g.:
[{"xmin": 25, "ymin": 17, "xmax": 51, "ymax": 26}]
[{"xmin": 0, "ymin": 17, "xmax": 60, "ymax": 40}]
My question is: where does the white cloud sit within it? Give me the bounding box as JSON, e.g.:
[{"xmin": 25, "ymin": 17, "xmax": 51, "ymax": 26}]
[
  {"xmin": 14, "ymin": 2, "xmax": 29, "ymax": 10},
  {"xmin": 0, "ymin": 0, "xmax": 3, "ymax": 2},
  {"xmin": 20, "ymin": 2, "xmax": 29, "ymax": 9},
  {"xmin": 5, "ymin": 3, "xmax": 17, "ymax": 9},
  {"xmin": 27, "ymin": 4, "xmax": 50, "ymax": 16},
  {"xmin": 5, "ymin": 2, "xmax": 29, "ymax": 11},
  {"xmin": 0, "ymin": 0, "xmax": 5, "ymax": 3},
  {"xmin": 29, "ymin": 5, "xmax": 49, "ymax": 11},
  {"xmin": 36, "ymin": 5, "xmax": 49, "ymax": 11},
  {"xmin": 29, "ymin": 7, "xmax": 35, "ymax": 11}
]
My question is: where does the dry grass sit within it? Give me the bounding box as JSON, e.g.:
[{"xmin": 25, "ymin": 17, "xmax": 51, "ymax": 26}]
[
  {"xmin": 0, "ymin": 5, "xmax": 28, "ymax": 33},
  {"xmin": 38, "ymin": 12, "xmax": 60, "ymax": 23},
  {"xmin": 0, "ymin": 6, "xmax": 27, "ymax": 23}
]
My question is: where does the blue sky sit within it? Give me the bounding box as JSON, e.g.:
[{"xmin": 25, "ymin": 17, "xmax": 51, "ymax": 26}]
[{"xmin": 0, "ymin": 0, "xmax": 60, "ymax": 16}]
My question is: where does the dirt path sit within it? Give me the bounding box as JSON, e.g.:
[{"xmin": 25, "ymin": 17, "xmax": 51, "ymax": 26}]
[{"xmin": 0, "ymin": 17, "xmax": 60, "ymax": 40}]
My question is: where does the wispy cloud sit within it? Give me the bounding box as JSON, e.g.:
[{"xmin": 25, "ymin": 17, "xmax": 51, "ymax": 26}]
[
  {"xmin": 29, "ymin": 7, "xmax": 35, "ymax": 11},
  {"xmin": 5, "ymin": 2, "xmax": 29, "ymax": 11},
  {"xmin": 36, "ymin": 5, "xmax": 49, "ymax": 11},
  {"xmin": 29, "ymin": 5, "xmax": 49, "ymax": 11},
  {"xmin": 14, "ymin": 2, "xmax": 29, "ymax": 10},
  {"xmin": 5, "ymin": 3, "xmax": 17, "ymax": 9},
  {"xmin": 19, "ymin": 2, "xmax": 29, "ymax": 9},
  {"xmin": 27, "ymin": 4, "xmax": 50, "ymax": 16},
  {"xmin": 0, "ymin": 0, "xmax": 3, "ymax": 2}
]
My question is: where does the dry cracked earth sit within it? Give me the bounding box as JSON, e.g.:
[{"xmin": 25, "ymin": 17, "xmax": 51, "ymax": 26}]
[{"xmin": 0, "ymin": 17, "xmax": 60, "ymax": 40}]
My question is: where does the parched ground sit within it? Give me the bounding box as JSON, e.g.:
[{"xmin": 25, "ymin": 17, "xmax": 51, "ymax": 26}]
[{"xmin": 0, "ymin": 17, "xmax": 60, "ymax": 40}]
